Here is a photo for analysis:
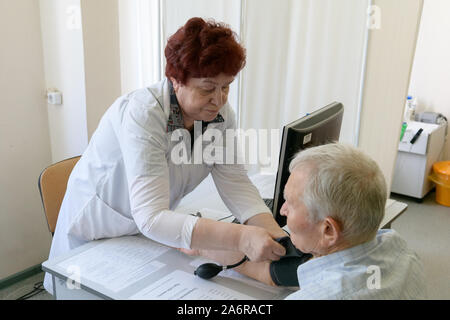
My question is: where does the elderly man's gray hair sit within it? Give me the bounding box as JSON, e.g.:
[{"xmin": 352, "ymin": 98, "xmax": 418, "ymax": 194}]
[{"xmin": 289, "ymin": 143, "xmax": 387, "ymax": 244}]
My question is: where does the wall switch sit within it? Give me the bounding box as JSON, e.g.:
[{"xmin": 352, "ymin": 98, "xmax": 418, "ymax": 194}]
[{"xmin": 47, "ymin": 90, "xmax": 62, "ymax": 105}]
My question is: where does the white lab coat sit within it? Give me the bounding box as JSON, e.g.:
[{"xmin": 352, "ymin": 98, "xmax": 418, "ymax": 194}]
[{"xmin": 44, "ymin": 78, "xmax": 270, "ymax": 294}]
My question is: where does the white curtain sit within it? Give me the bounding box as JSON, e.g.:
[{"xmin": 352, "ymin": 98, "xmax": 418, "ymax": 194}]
[
  {"xmin": 241, "ymin": 0, "xmax": 369, "ymax": 143},
  {"xmin": 119, "ymin": 0, "xmax": 369, "ymax": 157},
  {"xmin": 119, "ymin": 0, "xmax": 161, "ymax": 94}
]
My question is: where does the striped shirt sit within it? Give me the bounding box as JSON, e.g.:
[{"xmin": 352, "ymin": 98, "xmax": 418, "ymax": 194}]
[{"xmin": 285, "ymin": 229, "xmax": 427, "ymax": 300}]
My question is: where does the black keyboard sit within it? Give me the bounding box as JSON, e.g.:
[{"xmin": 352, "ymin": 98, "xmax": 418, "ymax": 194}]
[{"xmin": 263, "ymin": 198, "xmax": 274, "ymax": 211}]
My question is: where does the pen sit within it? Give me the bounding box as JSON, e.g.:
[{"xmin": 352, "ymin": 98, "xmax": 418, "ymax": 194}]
[
  {"xmin": 410, "ymin": 128, "xmax": 423, "ymax": 144},
  {"xmin": 190, "ymin": 211, "xmax": 202, "ymax": 218}
]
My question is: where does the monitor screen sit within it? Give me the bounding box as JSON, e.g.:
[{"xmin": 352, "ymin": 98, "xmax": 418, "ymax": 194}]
[{"xmin": 272, "ymin": 102, "xmax": 344, "ymax": 226}]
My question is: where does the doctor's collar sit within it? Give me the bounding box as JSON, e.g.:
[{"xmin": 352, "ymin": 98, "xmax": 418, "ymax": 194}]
[{"xmin": 167, "ymin": 79, "xmax": 224, "ymax": 133}]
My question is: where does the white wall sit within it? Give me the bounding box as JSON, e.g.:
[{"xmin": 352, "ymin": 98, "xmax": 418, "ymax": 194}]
[
  {"xmin": 39, "ymin": 0, "xmax": 123, "ymax": 162},
  {"xmin": 408, "ymin": 0, "xmax": 450, "ymax": 160},
  {"xmin": 0, "ymin": 0, "xmax": 53, "ymax": 279},
  {"xmin": 40, "ymin": 0, "xmax": 122, "ymax": 162},
  {"xmin": 0, "ymin": 0, "xmax": 124, "ymax": 280},
  {"xmin": 358, "ymin": 0, "xmax": 424, "ymax": 193},
  {"xmin": 39, "ymin": 0, "xmax": 88, "ymax": 162}
]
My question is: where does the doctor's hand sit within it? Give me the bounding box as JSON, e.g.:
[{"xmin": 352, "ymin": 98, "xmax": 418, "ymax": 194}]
[{"xmin": 239, "ymin": 225, "xmax": 286, "ymax": 262}]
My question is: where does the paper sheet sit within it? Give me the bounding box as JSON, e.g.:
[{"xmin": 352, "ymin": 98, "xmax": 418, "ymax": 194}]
[
  {"xmin": 58, "ymin": 236, "xmax": 169, "ymax": 292},
  {"xmin": 386, "ymin": 198, "xmax": 395, "ymax": 208},
  {"xmin": 129, "ymin": 270, "xmax": 255, "ymax": 300}
]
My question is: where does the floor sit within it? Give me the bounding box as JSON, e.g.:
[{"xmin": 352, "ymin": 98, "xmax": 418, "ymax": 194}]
[
  {"xmin": 390, "ymin": 190, "xmax": 450, "ymax": 299},
  {"xmin": 0, "ymin": 272, "xmax": 52, "ymax": 300},
  {"xmin": 1, "ymin": 190, "xmax": 449, "ymax": 300}
]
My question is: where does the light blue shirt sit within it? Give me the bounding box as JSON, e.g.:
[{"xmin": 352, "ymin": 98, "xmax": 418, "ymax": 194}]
[{"xmin": 285, "ymin": 229, "xmax": 427, "ymax": 300}]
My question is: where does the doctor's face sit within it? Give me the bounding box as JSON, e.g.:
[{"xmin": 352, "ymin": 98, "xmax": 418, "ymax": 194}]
[
  {"xmin": 171, "ymin": 73, "xmax": 235, "ymax": 129},
  {"xmin": 280, "ymin": 169, "xmax": 323, "ymax": 257}
]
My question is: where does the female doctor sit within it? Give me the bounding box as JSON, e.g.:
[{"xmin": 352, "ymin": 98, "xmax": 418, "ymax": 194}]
[{"xmin": 44, "ymin": 17, "xmax": 286, "ymax": 293}]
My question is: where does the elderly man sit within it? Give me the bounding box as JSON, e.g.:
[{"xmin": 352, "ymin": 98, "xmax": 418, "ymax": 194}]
[{"xmin": 194, "ymin": 143, "xmax": 427, "ymax": 299}]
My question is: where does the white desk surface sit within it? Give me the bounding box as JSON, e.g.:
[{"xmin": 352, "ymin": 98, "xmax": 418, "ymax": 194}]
[
  {"xmin": 42, "ymin": 235, "xmax": 292, "ymax": 300},
  {"xmin": 42, "ymin": 172, "xmax": 407, "ymax": 300}
]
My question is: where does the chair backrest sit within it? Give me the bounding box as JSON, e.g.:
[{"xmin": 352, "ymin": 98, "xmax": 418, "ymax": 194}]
[{"xmin": 38, "ymin": 156, "xmax": 81, "ymax": 235}]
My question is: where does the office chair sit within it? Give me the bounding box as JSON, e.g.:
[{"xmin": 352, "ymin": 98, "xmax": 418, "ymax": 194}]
[{"xmin": 38, "ymin": 156, "xmax": 81, "ymax": 236}]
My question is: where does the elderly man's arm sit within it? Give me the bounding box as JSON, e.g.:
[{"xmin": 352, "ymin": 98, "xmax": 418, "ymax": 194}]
[
  {"xmin": 236, "ymin": 257, "xmax": 275, "ymax": 286},
  {"xmin": 194, "ymin": 249, "xmax": 276, "ymax": 287}
]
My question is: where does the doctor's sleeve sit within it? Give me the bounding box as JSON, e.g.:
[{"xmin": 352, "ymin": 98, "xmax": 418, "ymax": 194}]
[
  {"xmin": 210, "ymin": 111, "xmax": 271, "ymax": 224},
  {"xmin": 117, "ymin": 99, "xmax": 198, "ymax": 249}
]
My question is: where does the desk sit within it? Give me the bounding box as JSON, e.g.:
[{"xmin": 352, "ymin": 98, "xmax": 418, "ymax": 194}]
[
  {"xmin": 42, "ymin": 173, "xmax": 407, "ymax": 300},
  {"xmin": 42, "ymin": 235, "xmax": 292, "ymax": 300}
]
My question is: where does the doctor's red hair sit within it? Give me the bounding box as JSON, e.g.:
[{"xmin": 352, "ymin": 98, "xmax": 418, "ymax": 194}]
[{"xmin": 165, "ymin": 17, "xmax": 246, "ymax": 84}]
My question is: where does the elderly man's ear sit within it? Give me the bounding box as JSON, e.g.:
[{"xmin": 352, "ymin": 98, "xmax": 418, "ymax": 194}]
[{"xmin": 319, "ymin": 217, "xmax": 342, "ymax": 249}]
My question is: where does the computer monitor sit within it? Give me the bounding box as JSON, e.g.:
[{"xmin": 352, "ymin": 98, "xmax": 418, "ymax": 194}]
[{"xmin": 270, "ymin": 102, "xmax": 344, "ymax": 227}]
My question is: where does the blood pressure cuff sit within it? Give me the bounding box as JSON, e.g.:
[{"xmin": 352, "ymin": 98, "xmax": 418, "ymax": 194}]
[{"xmin": 269, "ymin": 236, "xmax": 313, "ymax": 287}]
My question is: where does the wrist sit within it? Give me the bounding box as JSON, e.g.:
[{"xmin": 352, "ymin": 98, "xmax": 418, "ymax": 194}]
[
  {"xmin": 236, "ymin": 224, "xmax": 251, "ymax": 254},
  {"xmin": 234, "ymin": 256, "xmax": 249, "ymax": 273}
]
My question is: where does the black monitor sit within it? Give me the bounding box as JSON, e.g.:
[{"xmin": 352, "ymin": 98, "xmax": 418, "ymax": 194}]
[{"xmin": 269, "ymin": 102, "xmax": 344, "ymax": 227}]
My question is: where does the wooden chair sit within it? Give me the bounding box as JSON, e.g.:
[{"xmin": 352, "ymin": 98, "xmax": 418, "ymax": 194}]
[{"xmin": 38, "ymin": 156, "xmax": 81, "ymax": 235}]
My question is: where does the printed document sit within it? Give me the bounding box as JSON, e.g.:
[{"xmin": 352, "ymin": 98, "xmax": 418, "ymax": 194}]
[
  {"xmin": 129, "ymin": 270, "xmax": 255, "ymax": 300},
  {"xmin": 58, "ymin": 236, "xmax": 169, "ymax": 292}
]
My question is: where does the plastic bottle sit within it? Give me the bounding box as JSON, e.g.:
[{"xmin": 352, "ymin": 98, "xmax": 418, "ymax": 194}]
[
  {"xmin": 404, "ymin": 96, "xmax": 413, "ymax": 123},
  {"xmin": 410, "ymin": 97, "xmax": 417, "ymax": 121},
  {"xmin": 400, "ymin": 122, "xmax": 408, "ymax": 141}
]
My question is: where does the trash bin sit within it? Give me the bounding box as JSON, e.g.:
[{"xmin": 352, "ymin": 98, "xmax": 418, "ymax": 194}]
[{"xmin": 428, "ymin": 161, "xmax": 450, "ymax": 207}]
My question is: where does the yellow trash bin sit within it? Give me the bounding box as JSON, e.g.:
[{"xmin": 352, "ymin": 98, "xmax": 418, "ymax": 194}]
[{"xmin": 428, "ymin": 161, "xmax": 450, "ymax": 207}]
